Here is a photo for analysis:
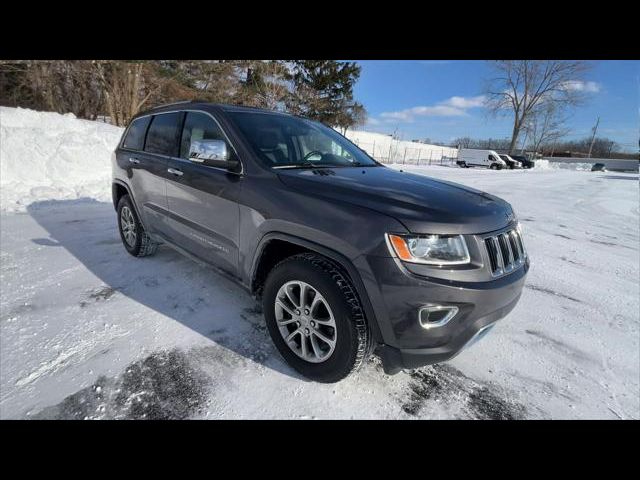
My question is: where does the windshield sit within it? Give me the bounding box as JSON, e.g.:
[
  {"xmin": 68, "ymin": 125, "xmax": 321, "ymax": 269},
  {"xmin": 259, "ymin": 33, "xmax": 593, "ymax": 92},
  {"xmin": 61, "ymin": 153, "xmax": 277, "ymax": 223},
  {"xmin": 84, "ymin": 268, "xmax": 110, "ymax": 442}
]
[{"xmin": 227, "ymin": 111, "xmax": 379, "ymax": 168}]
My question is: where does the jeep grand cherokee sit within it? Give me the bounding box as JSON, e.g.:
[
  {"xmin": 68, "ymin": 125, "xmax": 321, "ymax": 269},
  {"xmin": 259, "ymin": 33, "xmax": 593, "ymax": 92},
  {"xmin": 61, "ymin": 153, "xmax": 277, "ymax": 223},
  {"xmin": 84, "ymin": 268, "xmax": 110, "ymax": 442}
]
[{"xmin": 111, "ymin": 101, "xmax": 529, "ymax": 383}]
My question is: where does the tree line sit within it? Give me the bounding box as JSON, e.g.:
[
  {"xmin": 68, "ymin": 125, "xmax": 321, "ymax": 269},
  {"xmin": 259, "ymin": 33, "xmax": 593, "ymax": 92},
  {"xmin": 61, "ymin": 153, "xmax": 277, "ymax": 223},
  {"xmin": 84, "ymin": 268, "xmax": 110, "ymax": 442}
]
[
  {"xmin": 451, "ymin": 134, "xmax": 634, "ymax": 159},
  {"xmin": 0, "ymin": 60, "xmax": 366, "ymax": 132}
]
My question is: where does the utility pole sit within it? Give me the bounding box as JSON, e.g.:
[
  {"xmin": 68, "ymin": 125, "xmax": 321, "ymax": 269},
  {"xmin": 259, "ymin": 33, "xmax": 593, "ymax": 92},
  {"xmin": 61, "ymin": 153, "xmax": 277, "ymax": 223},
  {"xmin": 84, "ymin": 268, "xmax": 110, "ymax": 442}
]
[{"xmin": 587, "ymin": 116, "xmax": 600, "ymax": 159}]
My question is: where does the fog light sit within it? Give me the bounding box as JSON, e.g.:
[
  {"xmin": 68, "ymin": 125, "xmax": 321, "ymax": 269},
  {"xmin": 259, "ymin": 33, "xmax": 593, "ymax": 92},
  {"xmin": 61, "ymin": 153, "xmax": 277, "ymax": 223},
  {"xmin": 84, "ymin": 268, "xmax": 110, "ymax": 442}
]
[{"xmin": 418, "ymin": 305, "xmax": 459, "ymax": 329}]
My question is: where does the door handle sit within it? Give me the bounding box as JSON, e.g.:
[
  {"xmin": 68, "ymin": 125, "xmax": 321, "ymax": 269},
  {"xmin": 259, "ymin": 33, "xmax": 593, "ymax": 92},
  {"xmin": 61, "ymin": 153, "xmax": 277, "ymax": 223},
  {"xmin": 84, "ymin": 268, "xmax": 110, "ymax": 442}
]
[
  {"xmin": 167, "ymin": 168, "xmax": 183, "ymax": 176},
  {"xmin": 128, "ymin": 157, "xmax": 140, "ymax": 164}
]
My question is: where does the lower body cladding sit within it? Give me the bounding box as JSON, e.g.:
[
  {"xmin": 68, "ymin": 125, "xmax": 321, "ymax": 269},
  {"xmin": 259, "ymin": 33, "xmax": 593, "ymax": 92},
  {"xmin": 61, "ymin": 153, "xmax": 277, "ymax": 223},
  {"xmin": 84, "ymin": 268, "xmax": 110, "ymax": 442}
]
[{"xmin": 358, "ymin": 255, "xmax": 529, "ymax": 374}]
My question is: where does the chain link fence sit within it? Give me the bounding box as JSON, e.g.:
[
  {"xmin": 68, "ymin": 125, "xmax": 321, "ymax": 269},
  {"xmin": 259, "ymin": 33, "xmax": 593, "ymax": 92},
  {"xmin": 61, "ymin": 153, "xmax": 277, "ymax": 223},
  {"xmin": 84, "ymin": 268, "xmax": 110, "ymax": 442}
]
[{"xmin": 348, "ymin": 136, "xmax": 459, "ymax": 167}]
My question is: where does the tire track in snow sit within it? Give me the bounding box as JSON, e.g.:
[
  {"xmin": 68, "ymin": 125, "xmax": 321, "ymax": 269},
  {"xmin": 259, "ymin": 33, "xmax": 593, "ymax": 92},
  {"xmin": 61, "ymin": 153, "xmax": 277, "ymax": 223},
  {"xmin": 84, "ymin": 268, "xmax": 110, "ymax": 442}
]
[
  {"xmin": 400, "ymin": 364, "xmax": 527, "ymax": 419},
  {"xmin": 31, "ymin": 348, "xmax": 210, "ymax": 420}
]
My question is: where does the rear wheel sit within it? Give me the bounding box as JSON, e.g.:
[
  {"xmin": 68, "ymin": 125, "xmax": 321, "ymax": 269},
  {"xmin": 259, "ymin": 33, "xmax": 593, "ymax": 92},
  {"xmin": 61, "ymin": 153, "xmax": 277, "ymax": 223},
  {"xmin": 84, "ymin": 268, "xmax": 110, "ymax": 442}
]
[
  {"xmin": 117, "ymin": 195, "xmax": 158, "ymax": 257},
  {"xmin": 263, "ymin": 253, "xmax": 370, "ymax": 383}
]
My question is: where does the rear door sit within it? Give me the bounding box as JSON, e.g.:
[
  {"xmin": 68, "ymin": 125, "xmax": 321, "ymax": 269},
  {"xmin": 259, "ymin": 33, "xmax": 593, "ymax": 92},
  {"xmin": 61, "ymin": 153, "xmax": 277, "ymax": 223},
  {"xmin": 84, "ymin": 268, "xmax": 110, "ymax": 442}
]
[
  {"xmin": 116, "ymin": 114, "xmax": 170, "ymax": 234},
  {"xmin": 164, "ymin": 111, "xmax": 242, "ymax": 277},
  {"xmin": 133, "ymin": 111, "xmax": 184, "ymax": 236}
]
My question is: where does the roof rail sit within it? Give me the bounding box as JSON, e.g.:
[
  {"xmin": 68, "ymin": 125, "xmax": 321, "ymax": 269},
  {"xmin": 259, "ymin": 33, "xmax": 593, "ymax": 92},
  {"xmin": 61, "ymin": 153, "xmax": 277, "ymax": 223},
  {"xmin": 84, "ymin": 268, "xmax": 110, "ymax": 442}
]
[
  {"xmin": 154, "ymin": 100, "xmax": 197, "ymax": 108},
  {"xmin": 155, "ymin": 99, "xmax": 214, "ymax": 108}
]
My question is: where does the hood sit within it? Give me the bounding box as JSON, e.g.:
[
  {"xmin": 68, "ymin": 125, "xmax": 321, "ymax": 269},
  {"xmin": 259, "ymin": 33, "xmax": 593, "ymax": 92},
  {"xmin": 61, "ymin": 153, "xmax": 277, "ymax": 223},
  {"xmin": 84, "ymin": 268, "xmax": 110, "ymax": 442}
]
[{"xmin": 277, "ymin": 166, "xmax": 515, "ymax": 234}]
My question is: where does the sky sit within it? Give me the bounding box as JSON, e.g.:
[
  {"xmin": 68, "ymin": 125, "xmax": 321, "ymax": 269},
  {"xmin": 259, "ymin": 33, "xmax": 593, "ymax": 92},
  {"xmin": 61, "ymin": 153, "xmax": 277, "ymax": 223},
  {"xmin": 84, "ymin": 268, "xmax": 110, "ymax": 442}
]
[{"xmin": 352, "ymin": 60, "xmax": 639, "ymax": 152}]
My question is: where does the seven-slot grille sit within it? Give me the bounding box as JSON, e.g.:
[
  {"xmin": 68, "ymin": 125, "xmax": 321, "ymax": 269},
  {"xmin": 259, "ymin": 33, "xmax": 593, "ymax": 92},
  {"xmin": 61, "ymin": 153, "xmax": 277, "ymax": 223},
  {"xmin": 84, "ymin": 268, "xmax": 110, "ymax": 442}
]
[{"xmin": 484, "ymin": 227, "xmax": 526, "ymax": 277}]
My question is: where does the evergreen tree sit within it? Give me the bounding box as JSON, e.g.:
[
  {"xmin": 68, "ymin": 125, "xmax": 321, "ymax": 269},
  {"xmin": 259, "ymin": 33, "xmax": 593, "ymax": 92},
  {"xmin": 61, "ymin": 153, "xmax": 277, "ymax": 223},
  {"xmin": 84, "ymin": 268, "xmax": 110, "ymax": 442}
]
[{"xmin": 286, "ymin": 60, "xmax": 366, "ymax": 129}]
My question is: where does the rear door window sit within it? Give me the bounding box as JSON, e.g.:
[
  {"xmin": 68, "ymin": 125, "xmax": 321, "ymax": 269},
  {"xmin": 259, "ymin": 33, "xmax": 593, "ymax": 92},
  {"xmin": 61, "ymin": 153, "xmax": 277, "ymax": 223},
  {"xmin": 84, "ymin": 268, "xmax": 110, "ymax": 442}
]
[
  {"xmin": 144, "ymin": 113, "xmax": 182, "ymax": 157},
  {"xmin": 122, "ymin": 116, "xmax": 151, "ymax": 151}
]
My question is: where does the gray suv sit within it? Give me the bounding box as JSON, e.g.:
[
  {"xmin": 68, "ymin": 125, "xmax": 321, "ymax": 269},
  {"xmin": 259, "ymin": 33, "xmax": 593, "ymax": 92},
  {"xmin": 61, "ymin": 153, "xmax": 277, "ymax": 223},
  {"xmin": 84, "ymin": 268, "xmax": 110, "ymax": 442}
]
[{"xmin": 112, "ymin": 101, "xmax": 529, "ymax": 382}]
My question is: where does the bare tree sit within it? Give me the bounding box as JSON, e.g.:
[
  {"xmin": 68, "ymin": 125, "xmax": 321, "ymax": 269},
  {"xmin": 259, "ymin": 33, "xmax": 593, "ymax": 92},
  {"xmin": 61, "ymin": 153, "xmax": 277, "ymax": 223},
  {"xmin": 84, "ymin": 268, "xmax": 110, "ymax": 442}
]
[
  {"xmin": 553, "ymin": 136, "xmax": 621, "ymax": 158},
  {"xmin": 452, "ymin": 136, "xmax": 472, "ymax": 149},
  {"xmin": 485, "ymin": 60, "xmax": 590, "ymax": 154},
  {"xmin": 335, "ymin": 102, "xmax": 367, "ymax": 135},
  {"xmin": 526, "ymin": 102, "xmax": 570, "ymax": 155},
  {"xmin": 93, "ymin": 61, "xmax": 170, "ymax": 126},
  {"xmin": 1, "ymin": 61, "xmax": 104, "ymax": 119},
  {"xmin": 450, "ymin": 136, "xmax": 511, "ymax": 150}
]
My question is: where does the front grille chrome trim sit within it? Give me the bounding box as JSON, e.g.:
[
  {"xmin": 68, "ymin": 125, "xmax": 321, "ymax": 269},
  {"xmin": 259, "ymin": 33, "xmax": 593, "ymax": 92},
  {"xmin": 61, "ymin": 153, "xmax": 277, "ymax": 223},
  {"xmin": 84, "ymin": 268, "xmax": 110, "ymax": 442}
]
[{"xmin": 481, "ymin": 225, "xmax": 527, "ymax": 278}]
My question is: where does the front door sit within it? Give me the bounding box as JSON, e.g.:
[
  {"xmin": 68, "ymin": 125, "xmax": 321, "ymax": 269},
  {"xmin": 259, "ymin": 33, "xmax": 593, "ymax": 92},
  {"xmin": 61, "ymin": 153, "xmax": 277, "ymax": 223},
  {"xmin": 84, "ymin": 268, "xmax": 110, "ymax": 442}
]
[{"xmin": 164, "ymin": 111, "xmax": 242, "ymax": 278}]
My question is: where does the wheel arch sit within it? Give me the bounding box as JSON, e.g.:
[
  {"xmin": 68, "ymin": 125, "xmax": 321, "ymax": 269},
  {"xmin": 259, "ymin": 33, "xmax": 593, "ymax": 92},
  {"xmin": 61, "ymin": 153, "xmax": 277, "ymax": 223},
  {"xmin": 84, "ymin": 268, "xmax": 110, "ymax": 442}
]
[
  {"xmin": 112, "ymin": 180, "xmax": 146, "ymax": 229},
  {"xmin": 250, "ymin": 232, "xmax": 384, "ymax": 344}
]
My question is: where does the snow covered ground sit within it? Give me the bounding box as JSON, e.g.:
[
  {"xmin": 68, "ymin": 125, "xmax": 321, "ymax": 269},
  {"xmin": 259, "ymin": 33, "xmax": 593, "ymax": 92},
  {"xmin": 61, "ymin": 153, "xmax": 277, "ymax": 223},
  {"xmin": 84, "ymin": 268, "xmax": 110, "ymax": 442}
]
[{"xmin": 1, "ymin": 108, "xmax": 638, "ymax": 419}]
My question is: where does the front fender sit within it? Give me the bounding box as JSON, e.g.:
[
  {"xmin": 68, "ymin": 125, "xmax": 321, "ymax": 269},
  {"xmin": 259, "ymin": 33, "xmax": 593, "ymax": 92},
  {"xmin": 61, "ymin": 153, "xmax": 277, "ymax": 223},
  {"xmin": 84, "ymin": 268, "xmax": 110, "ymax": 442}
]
[{"xmin": 249, "ymin": 232, "xmax": 385, "ymax": 344}]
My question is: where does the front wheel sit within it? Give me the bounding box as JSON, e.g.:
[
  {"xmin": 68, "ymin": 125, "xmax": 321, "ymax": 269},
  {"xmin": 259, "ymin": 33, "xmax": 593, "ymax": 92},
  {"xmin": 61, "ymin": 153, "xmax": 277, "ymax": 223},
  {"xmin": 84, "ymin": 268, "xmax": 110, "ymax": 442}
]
[
  {"xmin": 262, "ymin": 253, "xmax": 371, "ymax": 383},
  {"xmin": 490, "ymin": 163, "xmax": 498, "ymax": 170}
]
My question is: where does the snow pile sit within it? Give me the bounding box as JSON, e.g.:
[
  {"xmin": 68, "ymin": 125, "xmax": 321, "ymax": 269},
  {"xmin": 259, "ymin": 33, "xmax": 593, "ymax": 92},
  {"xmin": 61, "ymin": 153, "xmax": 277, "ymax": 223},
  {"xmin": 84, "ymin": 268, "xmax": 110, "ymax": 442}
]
[
  {"xmin": 534, "ymin": 159, "xmax": 594, "ymax": 171},
  {"xmin": 0, "ymin": 107, "xmax": 123, "ymax": 212}
]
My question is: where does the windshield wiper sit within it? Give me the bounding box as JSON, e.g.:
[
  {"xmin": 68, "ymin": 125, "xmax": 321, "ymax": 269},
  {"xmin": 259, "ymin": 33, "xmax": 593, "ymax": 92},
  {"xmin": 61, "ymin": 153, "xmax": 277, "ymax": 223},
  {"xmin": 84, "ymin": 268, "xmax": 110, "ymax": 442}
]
[
  {"xmin": 273, "ymin": 163, "xmax": 334, "ymax": 169},
  {"xmin": 349, "ymin": 161, "xmax": 379, "ymax": 167},
  {"xmin": 272, "ymin": 161, "xmax": 380, "ymax": 170}
]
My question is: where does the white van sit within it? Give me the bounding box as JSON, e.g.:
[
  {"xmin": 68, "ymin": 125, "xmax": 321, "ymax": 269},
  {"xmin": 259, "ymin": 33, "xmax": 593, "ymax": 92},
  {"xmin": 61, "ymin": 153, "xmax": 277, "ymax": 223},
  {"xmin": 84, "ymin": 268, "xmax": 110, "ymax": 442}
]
[{"xmin": 457, "ymin": 149, "xmax": 507, "ymax": 170}]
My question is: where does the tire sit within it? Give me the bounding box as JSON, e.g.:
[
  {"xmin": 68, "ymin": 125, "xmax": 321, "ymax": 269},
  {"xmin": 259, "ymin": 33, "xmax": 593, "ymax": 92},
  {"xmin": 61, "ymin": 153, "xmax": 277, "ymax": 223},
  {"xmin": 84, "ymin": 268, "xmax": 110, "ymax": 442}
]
[
  {"xmin": 117, "ymin": 194, "xmax": 158, "ymax": 257},
  {"xmin": 262, "ymin": 253, "xmax": 371, "ymax": 383},
  {"xmin": 490, "ymin": 163, "xmax": 498, "ymax": 170},
  {"xmin": 459, "ymin": 161, "xmax": 467, "ymax": 168}
]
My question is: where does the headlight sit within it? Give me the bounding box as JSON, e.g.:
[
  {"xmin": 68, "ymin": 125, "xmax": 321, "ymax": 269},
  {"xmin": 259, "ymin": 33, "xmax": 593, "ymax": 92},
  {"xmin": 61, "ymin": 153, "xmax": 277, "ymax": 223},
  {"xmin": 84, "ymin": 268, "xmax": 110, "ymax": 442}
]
[{"xmin": 386, "ymin": 233, "xmax": 471, "ymax": 265}]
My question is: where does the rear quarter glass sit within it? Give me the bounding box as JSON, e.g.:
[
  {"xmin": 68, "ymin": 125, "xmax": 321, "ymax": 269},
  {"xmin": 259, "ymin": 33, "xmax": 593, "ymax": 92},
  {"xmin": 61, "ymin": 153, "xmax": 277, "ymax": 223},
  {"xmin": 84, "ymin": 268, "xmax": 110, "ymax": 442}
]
[{"xmin": 122, "ymin": 116, "xmax": 151, "ymax": 150}]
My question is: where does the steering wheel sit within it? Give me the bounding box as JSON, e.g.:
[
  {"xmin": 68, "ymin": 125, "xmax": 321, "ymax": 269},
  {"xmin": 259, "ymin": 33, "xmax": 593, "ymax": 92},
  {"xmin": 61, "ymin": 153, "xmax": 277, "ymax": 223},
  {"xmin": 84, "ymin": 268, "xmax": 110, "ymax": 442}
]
[{"xmin": 302, "ymin": 150, "xmax": 324, "ymax": 162}]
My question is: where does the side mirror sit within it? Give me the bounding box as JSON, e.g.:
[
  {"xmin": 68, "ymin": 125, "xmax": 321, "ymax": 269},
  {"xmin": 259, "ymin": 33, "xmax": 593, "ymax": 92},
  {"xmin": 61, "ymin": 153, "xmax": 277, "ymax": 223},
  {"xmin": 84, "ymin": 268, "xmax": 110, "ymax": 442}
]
[{"xmin": 189, "ymin": 139, "xmax": 240, "ymax": 172}]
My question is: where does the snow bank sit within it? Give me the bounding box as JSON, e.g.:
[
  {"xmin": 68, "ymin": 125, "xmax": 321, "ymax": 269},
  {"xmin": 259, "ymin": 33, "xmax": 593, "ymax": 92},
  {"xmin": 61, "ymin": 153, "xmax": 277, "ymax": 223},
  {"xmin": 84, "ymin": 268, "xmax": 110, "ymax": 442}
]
[{"xmin": 0, "ymin": 107, "xmax": 123, "ymax": 212}]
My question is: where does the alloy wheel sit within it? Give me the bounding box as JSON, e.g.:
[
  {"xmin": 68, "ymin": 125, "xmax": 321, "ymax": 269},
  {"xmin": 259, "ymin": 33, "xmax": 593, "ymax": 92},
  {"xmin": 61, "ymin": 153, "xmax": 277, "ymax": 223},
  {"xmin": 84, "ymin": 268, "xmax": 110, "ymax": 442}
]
[
  {"xmin": 120, "ymin": 206, "xmax": 137, "ymax": 248},
  {"xmin": 274, "ymin": 280, "xmax": 337, "ymax": 363}
]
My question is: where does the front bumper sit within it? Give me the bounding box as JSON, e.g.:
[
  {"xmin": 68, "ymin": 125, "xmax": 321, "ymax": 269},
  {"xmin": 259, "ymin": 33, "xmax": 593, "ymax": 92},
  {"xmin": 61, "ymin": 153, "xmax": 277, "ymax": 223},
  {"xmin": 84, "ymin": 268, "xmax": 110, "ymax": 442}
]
[{"xmin": 358, "ymin": 255, "xmax": 528, "ymax": 374}]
